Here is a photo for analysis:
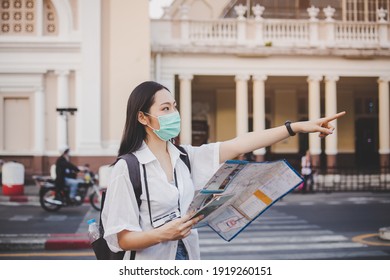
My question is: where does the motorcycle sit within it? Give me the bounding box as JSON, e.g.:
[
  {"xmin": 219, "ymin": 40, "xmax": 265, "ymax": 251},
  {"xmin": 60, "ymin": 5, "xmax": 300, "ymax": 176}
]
[{"xmin": 33, "ymin": 172, "xmax": 103, "ymax": 212}]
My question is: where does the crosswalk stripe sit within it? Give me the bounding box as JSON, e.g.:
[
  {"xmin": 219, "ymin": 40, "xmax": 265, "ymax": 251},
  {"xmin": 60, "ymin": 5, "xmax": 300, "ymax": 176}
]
[
  {"xmin": 254, "ymin": 215, "xmax": 299, "ymax": 220},
  {"xmin": 200, "ymin": 241, "xmax": 365, "ymax": 253},
  {"xmin": 9, "ymin": 215, "xmax": 33, "ymax": 221},
  {"xmin": 202, "ymin": 250, "xmax": 389, "ymax": 260},
  {"xmin": 326, "ymin": 201, "xmax": 342, "ymax": 205},
  {"xmin": 199, "ymin": 229, "xmax": 335, "ymax": 238},
  {"xmin": 199, "ymin": 235, "xmax": 349, "ymax": 245},
  {"xmin": 266, "ymin": 198, "xmax": 390, "ymax": 206},
  {"xmin": 44, "ymin": 215, "xmax": 67, "ymax": 222},
  {"xmin": 0, "ymin": 202, "xmax": 25, "ymax": 207},
  {"xmin": 237, "ymin": 220, "xmax": 309, "ymax": 225},
  {"xmin": 299, "ymin": 202, "xmax": 316, "ymax": 205},
  {"xmin": 273, "ymin": 202, "xmax": 287, "ymax": 206},
  {"xmin": 199, "ymin": 224, "xmax": 321, "ymax": 232}
]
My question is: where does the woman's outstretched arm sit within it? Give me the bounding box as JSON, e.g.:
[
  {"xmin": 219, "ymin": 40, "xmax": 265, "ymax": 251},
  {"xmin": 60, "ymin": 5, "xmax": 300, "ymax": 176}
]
[{"xmin": 219, "ymin": 111, "xmax": 346, "ymax": 164}]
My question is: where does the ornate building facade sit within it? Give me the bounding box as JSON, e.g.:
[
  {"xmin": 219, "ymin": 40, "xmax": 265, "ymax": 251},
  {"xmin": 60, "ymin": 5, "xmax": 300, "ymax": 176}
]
[
  {"xmin": 151, "ymin": 0, "xmax": 390, "ymax": 169},
  {"xmin": 0, "ymin": 0, "xmax": 389, "ymax": 179}
]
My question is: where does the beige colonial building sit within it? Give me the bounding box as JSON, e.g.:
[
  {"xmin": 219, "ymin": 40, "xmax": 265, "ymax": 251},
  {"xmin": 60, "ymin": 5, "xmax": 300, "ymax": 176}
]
[
  {"xmin": 0, "ymin": 0, "xmax": 150, "ymax": 177},
  {"xmin": 0, "ymin": 0, "xmax": 389, "ymax": 179}
]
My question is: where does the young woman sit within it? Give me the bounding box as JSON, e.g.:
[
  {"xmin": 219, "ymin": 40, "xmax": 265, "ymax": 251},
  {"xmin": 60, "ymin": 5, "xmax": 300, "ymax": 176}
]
[{"xmin": 102, "ymin": 81, "xmax": 345, "ymax": 260}]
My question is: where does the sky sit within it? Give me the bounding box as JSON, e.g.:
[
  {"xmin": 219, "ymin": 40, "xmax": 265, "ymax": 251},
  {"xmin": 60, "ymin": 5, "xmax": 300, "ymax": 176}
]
[{"xmin": 149, "ymin": 0, "xmax": 174, "ymax": 18}]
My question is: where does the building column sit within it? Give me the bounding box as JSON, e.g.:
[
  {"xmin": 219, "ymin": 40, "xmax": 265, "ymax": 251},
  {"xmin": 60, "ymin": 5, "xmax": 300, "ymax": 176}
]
[
  {"xmin": 307, "ymin": 75, "xmax": 322, "ymax": 167},
  {"xmin": 378, "ymin": 76, "xmax": 390, "ymax": 167},
  {"xmin": 35, "ymin": 0, "xmax": 43, "ymax": 36},
  {"xmin": 235, "ymin": 74, "xmax": 250, "ymax": 137},
  {"xmin": 179, "ymin": 74, "xmax": 193, "ymax": 145},
  {"xmin": 324, "ymin": 75, "xmax": 339, "ymax": 169},
  {"xmin": 34, "ymin": 86, "xmax": 45, "ymax": 153},
  {"xmin": 78, "ymin": 0, "xmax": 102, "ymax": 153},
  {"xmin": 252, "ymin": 74, "xmax": 267, "ymax": 162},
  {"xmin": 56, "ymin": 70, "xmax": 70, "ymax": 151}
]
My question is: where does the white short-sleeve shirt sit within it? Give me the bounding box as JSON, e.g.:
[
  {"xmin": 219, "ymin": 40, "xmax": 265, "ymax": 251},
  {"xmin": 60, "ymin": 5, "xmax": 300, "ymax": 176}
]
[{"xmin": 102, "ymin": 141, "xmax": 220, "ymax": 260}]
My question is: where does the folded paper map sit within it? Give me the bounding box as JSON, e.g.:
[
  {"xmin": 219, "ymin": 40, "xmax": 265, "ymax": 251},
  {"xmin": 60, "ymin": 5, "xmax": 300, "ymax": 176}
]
[{"xmin": 187, "ymin": 160, "xmax": 303, "ymax": 241}]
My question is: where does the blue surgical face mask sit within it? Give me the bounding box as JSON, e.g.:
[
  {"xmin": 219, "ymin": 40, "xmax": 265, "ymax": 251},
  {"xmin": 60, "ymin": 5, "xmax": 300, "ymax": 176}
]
[{"xmin": 145, "ymin": 111, "xmax": 181, "ymax": 141}]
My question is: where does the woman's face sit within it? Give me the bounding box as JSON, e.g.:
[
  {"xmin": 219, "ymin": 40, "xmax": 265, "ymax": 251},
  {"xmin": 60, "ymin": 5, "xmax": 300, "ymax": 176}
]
[{"xmin": 146, "ymin": 89, "xmax": 177, "ymax": 130}]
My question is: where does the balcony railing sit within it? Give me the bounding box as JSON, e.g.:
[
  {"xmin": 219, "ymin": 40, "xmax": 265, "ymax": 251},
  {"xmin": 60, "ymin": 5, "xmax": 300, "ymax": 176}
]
[
  {"xmin": 189, "ymin": 20, "xmax": 237, "ymax": 44},
  {"xmin": 263, "ymin": 20, "xmax": 310, "ymax": 46},
  {"xmin": 151, "ymin": 5, "xmax": 390, "ymax": 51},
  {"xmin": 335, "ymin": 22, "xmax": 379, "ymax": 46}
]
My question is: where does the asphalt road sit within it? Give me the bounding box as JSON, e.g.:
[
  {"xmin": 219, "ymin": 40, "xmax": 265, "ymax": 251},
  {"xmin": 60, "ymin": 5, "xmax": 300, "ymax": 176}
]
[{"xmin": 0, "ymin": 192, "xmax": 389, "ymax": 260}]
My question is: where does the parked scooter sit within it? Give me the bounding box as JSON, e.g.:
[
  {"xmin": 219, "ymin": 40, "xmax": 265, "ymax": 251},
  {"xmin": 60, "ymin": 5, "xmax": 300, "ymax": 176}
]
[{"xmin": 33, "ymin": 170, "xmax": 103, "ymax": 212}]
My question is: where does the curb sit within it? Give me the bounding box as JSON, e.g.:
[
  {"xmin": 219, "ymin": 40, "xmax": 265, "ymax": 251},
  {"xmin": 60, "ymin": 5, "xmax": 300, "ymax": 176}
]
[
  {"xmin": 0, "ymin": 185, "xmax": 39, "ymax": 203},
  {"xmin": 45, "ymin": 234, "xmax": 91, "ymax": 250},
  {"xmin": 0, "ymin": 195, "xmax": 39, "ymax": 203},
  {"xmin": 0, "ymin": 194, "xmax": 92, "ymax": 204},
  {"xmin": 0, "ymin": 233, "xmax": 90, "ymax": 251}
]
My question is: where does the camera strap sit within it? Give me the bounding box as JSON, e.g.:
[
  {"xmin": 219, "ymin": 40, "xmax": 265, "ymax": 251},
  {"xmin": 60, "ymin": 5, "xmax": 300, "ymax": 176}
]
[{"xmin": 142, "ymin": 165, "xmax": 181, "ymax": 228}]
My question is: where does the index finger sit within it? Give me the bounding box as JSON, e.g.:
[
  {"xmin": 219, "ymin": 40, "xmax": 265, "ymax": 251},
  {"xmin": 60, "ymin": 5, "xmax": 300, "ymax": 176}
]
[
  {"xmin": 181, "ymin": 213, "xmax": 193, "ymax": 222},
  {"xmin": 184, "ymin": 214, "xmax": 203, "ymax": 226},
  {"xmin": 323, "ymin": 111, "xmax": 346, "ymax": 122}
]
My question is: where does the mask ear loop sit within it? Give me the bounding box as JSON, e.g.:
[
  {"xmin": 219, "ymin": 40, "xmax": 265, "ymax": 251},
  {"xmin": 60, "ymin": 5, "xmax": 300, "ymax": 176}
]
[
  {"xmin": 146, "ymin": 123, "xmax": 158, "ymax": 132},
  {"xmin": 141, "ymin": 111, "xmax": 159, "ymax": 132}
]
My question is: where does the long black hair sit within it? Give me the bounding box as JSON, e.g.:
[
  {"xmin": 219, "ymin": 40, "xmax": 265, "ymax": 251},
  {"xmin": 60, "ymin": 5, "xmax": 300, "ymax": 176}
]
[{"xmin": 117, "ymin": 81, "xmax": 169, "ymax": 157}]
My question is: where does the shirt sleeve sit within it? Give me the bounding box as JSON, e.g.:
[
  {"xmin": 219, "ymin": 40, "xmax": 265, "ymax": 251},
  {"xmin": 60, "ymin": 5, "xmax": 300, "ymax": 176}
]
[
  {"xmin": 101, "ymin": 159, "xmax": 142, "ymax": 253},
  {"xmin": 181, "ymin": 142, "xmax": 221, "ymax": 190}
]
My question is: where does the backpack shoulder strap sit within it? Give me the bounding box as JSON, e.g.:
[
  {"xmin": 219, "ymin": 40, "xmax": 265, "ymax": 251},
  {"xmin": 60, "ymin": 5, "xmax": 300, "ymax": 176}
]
[
  {"xmin": 174, "ymin": 144, "xmax": 191, "ymax": 173},
  {"xmin": 116, "ymin": 153, "xmax": 142, "ymax": 260},
  {"xmin": 119, "ymin": 153, "xmax": 142, "ymax": 208},
  {"xmin": 98, "ymin": 154, "xmax": 143, "ymax": 230}
]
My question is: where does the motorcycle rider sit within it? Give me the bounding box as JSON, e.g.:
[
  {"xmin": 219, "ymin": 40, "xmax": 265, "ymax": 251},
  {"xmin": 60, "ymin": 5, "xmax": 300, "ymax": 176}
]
[{"xmin": 55, "ymin": 147, "xmax": 84, "ymax": 202}]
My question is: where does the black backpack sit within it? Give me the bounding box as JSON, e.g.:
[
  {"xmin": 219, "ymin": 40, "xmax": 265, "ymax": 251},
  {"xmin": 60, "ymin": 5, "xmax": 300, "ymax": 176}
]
[{"xmin": 91, "ymin": 145, "xmax": 191, "ymax": 260}]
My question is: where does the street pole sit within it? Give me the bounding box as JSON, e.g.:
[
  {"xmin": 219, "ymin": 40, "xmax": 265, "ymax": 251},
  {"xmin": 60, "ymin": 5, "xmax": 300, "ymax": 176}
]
[{"xmin": 56, "ymin": 108, "xmax": 77, "ymax": 148}]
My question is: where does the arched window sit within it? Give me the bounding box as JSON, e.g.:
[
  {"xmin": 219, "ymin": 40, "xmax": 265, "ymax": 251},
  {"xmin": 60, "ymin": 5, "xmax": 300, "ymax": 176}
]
[{"xmin": 0, "ymin": 0, "xmax": 58, "ymax": 36}]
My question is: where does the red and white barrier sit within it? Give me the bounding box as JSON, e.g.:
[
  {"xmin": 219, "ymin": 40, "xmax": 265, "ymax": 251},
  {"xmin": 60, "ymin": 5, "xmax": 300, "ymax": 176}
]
[{"xmin": 2, "ymin": 162, "xmax": 25, "ymax": 196}]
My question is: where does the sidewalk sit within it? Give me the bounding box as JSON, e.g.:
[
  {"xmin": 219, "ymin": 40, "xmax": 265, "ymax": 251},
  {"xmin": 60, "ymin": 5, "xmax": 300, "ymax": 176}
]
[
  {"xmin": 0, "ymin": 184, "xmax": 93, "ymax": 252},
  {"xmin": 0, "ymin": 233, "xmax": 90, "ymax": 251}
]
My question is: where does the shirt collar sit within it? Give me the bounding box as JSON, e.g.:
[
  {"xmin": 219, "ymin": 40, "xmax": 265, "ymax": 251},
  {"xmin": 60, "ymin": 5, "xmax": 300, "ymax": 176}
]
[
  {"xmin": 133, "ymin": 142, "xmax": 156, "ymax": 165},
  {"xmin": 133, "ymin": 141, "xmax": 186, "ymax": 165}
]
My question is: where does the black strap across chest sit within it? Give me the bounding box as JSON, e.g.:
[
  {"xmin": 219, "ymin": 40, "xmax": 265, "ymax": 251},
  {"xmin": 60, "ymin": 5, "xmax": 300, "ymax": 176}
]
[{"xmin": 119, "ymin": 145, "xmax": 191, "ymax": 209}]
